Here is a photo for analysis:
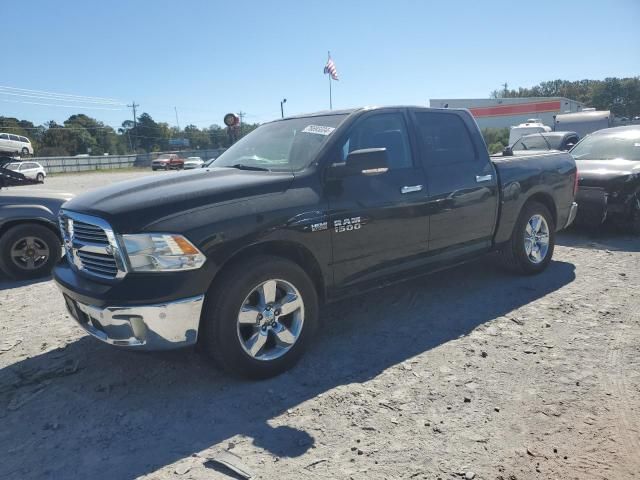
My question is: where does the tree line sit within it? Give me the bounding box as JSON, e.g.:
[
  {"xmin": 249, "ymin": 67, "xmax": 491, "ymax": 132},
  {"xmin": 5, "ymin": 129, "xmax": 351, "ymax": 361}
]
[
  {"xmin": 491, "ymin": 77, "xmax": 640, "ymax": 118},
  {"xmin": 0, "ymin": 113, "xmax": 259, "ymax": 157}
]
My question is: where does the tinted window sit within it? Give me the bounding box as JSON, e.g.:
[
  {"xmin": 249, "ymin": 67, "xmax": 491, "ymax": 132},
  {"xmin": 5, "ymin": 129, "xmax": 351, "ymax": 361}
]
[
  {"xmin": 544, "ymin": 136, "xmax": 563, "ymax": 149},
  {"xmin": 0, "ymin": 134, "xmax": 8, "ymax": 140},
  {"xmin": 341, "ymin": 113, "xmax": 412, "ymax": 169},
  {"xmin": 513, "ymin": 134, "xmax": 550, "ymax": 151},
  {"xmin": 413, "ymin": 112, "xmax": 476, "ymax": 164},
  {"xmin": 9, "ymin": 135, "xmax": 20, "ymax": 141},
  {"xmin": 19, "ymin": 136, "xmax": 29, "ymax": 143},
  {"xmin": 25, "ymin": 163, "xmax": 38, "ymax": 169}
]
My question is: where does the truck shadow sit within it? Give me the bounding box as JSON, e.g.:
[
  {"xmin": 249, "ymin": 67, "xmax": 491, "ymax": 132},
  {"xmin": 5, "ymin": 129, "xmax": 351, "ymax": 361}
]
[
  {"xmin": 557, "ymin": 228, "xmax": 640, "ymax": 252},
  {"xmin": 0, "ymin": 273, "xmax": 52, "ymax": 291},
  {"xmin": 0, "ymin": 258, "xmax": 575, "ymax": 479}
]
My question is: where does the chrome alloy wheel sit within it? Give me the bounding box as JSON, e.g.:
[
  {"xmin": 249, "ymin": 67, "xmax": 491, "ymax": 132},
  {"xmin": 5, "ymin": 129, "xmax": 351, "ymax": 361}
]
[
  {"xmin": 10, "ymin": 236, "xmax": 50, "ymax": 270},
  {"xmin": 524, "ymin": 214, "xmax": 550, "ymax": 264},
  {"xmin": 236, "ymin": 279, "xmax": 305, "ymax": 361}
]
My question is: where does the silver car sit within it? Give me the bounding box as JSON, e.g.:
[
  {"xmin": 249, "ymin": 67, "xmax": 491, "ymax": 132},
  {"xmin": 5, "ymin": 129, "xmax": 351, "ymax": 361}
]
[
  {"xmin": 6, "ymin": 161, "xmax": 47, "ymax": 182},
  {"xmin": 183, "ymin": 156, "xmax": 204, "ymax": 169}
]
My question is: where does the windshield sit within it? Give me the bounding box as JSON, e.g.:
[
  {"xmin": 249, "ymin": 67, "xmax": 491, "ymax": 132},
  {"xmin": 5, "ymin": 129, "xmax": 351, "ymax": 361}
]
[
  {"xmin": 211, "ymin": 115, "xmax": 347, "ymax": 171},
  {"xmin": 571, "ymin": 129, "xmax": 640, "ymax": 160},
  {"xmin": 6, "ymin": 163, "xmax": 20, "ymax": 171},
  {"xmin": 513, "ymin": 134, "xmax": 550, "ymax": 151}
]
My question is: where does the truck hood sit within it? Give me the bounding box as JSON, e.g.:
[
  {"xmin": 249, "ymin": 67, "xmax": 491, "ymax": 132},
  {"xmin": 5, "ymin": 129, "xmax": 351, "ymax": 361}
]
[
  {"xmin": 62, "ymin": 167, "xmax": 295, "ymax": 232},
  {"xmin": 576, "ymin": 158, "xmax": 640, "ymax": 187}
]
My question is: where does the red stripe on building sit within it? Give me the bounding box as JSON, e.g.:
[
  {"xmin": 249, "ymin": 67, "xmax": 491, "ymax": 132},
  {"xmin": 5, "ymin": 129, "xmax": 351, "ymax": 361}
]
[{"xmin": 469, "ymin": 101, "xmax": 562, "ymax": 118}]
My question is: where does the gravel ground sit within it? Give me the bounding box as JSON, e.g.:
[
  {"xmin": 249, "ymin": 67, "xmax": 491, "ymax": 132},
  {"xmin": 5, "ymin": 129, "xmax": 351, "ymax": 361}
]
[{"xmin": 1, "ymin": 170, "xmax": 639, "ymax": 480}]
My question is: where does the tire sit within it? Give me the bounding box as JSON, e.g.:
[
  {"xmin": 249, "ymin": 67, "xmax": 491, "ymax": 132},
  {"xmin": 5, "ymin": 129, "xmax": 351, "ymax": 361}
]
[
  {"xmin": 498, "ymin": 201, "xmax": 555, "ymax": 275},
  {"xmin": 629, "ymin": 195, "xmax": 640, "ymax": 235},
  {"xmin": 164, "ymin": 164, "xmax": 169, "ymax": 171},
  {"xmin": 200, "ymin": 255, "xmax": 319, "ymax": 379},
  {"xmin": 0, "ymin": 224, "xmax": 61, "ymax": 280},
  {"xmin": 36, "ymin": 173, "xmax": 44, "ymax": 183},
  {"xmin": 21, "ymin": 147, "xmax": 29, "ymax": 157}
]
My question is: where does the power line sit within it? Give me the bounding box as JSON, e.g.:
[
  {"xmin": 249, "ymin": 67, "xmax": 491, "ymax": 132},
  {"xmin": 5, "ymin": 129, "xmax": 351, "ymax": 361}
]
[
  {"xmin": 0, "ymin": 90, "xmax": 126, "ymax": 106},
  {"xmin": 0, "ymin": 85, "xmax": 126, "ymax": 104},
  {"xmin": 0, "ymin": 97, "xmax": 126, "ymax": 110}
]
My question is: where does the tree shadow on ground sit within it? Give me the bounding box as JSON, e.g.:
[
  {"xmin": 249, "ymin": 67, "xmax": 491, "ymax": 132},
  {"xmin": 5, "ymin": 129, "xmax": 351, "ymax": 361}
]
[{"xmin": 0, "ymin": 258, "xmax": 575, "ymax": 479}]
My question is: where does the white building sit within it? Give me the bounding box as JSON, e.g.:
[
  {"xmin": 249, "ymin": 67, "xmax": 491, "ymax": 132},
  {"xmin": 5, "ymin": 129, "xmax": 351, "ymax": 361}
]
[{"xmin": 429, "ymin": 97, "xmax": 585, "ymax": 129}]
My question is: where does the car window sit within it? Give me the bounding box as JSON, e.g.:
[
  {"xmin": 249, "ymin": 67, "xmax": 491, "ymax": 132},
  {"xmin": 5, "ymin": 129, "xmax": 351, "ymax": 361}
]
[
  {"xmin": 413, "ymin": 112, "xmax": 476, "ymax": 164},
  {"xmin": 9, "ymin": 135, "xmax": 20, "ymax": 141},
  {"xmin": 513, "ymin": 134, "xmax": 549, "ymax": 151},
  {"xmin": 6, "ymin": 163, "xmax": 19, "ymax": 171},
  {"xmin": 19, "ymin": 136, "xmax": 29, "ymax": 143},
  {"xmin": 0, "ymin": 134, "xmax": 9, "ymax": 140},
  {"xmin": 544, "ymin": 136, "xmax": 563, "ymax": 149},
  {"xmin": 341, "ymin": 113, "xmax": 413, "ymax": 169},
  {"xmin": 25, "ymin": 162, "xmax": 37, "ymax": 169}
]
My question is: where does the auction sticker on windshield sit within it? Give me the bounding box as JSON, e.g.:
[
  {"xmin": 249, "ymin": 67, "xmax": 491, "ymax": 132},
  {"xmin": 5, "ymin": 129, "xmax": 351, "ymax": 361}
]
[{"xmin": 302, "ymin": 125, "xmax": 335, "ymax": 136}]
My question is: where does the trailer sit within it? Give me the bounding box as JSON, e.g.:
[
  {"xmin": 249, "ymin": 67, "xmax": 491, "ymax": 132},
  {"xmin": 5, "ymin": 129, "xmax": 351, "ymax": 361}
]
[{"xmin": 554, "ymin": 109, "xmax": 612, "ymax": 138}]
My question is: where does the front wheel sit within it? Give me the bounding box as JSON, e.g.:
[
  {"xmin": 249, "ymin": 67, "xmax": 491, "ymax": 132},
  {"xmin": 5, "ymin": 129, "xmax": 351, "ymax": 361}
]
[
  {"xmin": 0, "ymin": 224, "xmax": 61, "ymax": 280},
  {"xmin": 21, "ymin": 147, "xmax": 30, "ymax": 157},
  {"xmin": 498, "ymin": 201, "xmax": 555, "ymax": 275},
  {"xmin": 200, "ymin": 255, "xmax": 319, "ymax": 379}
]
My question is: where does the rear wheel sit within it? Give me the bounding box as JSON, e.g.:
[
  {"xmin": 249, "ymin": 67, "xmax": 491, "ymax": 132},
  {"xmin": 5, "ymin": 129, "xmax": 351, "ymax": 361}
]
[
  {"xmin": 499, "ymin": 201, "xmax": 555, "ymax": 275},
  {"xmin": 36, "ymin": 173, "xmax": 44, "ymax": 183},
  {"xmin": 0, "ymin": 224, "xmax": 61, "ymax": 280},
  {"xmin": 200, "ymin": 255, "xmax": 319, "ymax": 378}
]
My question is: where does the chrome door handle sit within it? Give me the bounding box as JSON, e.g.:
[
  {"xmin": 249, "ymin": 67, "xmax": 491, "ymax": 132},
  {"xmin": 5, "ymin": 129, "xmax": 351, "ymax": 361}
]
[
  {"xmin": 401, "ymin": 185, "xmax": 423, "ymax": 194},
  {"xmin": 475, "ymin": 174, "xmax": 493, "ymax": 183}
]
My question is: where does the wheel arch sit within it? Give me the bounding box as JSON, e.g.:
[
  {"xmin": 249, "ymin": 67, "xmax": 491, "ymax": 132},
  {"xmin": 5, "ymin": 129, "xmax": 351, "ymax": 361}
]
[
  {"xmin": 0, "ymin": 218, "xmax": 62, "ymax": 242},
  {"xmin": 523, "ymin": 191, "xmax": 558, "ymax": 228},
  {"xmin": 210, "ymin": 240, "xmax": 327, "ymax": 303}
]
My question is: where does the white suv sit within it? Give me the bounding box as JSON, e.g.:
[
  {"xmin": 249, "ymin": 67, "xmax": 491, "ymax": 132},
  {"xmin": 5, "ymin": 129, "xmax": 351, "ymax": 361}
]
[
  {"xmin": 0, "ymin": 133, "xmax": 34, "ymax": 156},
  {"xmin": 6, "ymin": 161, "xmax": 47, "ymax": 182}
]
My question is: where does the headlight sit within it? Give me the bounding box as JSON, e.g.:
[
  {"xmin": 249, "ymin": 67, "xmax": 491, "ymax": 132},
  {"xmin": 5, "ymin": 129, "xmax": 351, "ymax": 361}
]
[{"xmin": 122, "ymin": 234, "xmax": 206, "ymax": 272}]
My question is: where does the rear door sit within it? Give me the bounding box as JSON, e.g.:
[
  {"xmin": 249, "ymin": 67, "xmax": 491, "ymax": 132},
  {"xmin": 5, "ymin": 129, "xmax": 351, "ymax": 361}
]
[
  {"xmin": 327, "ymin": 109, "xmax": 430, "ymax": 287},
  {"xmin": 411, "ymin": 110, "xmax": 498, "ymax": 252},
  {"xmin": 0, "ymin": 134, "xmax": 10, "ymax": 152}
]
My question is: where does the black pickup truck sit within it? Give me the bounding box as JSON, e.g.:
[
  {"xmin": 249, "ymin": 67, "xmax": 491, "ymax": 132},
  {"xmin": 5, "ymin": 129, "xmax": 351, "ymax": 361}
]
[{"xmin": 54, "ymin": 107, "xmax": 577, "ymax": 378}]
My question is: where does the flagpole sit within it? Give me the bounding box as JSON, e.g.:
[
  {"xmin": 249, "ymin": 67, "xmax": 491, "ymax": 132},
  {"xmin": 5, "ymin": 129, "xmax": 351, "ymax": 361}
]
[{"xmin": 328, "ymin": 51, "xmax": 332, "ymax": 110}]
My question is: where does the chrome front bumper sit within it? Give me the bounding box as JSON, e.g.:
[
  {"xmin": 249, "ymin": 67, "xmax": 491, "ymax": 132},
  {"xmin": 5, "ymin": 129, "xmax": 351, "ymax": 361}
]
[
  {"xmin": 63, "ymin": 294, "xmax": 204, "ymax": 350},
  {"xmin": 565, "ymin": 202, "xmax": 578, "ymax": 228}
]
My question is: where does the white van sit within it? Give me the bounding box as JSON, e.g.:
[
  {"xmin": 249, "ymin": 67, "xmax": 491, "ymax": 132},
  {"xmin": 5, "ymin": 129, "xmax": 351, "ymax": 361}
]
[
  {"xmin": 508, "ymin": 119, "xmax": 552, "ymax": 146},
  {"xmin": 0, "ymin": 133, "xmax": 34, "ymax": 156}
]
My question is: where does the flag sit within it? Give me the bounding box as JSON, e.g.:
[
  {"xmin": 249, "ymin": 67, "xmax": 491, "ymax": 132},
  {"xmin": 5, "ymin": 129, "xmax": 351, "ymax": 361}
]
[{"xmin": 324, "ymin": 55, "xmax": 339, "ymax": 81}]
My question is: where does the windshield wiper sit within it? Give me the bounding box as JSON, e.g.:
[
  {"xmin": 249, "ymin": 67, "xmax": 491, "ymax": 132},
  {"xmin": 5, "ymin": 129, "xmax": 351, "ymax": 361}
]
[{"xmin": 228, "ymin": 163, "xmax": 270, "ymax": 172}]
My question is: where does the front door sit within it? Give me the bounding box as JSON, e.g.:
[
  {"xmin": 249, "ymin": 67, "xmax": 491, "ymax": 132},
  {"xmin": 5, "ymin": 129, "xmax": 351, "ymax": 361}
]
[{"xmin": 326, "ymin": 110, "xmax": 430, "ymax": 287}]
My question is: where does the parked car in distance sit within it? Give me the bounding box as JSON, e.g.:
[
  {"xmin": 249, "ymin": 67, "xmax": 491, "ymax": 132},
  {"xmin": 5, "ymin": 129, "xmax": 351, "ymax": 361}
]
[
  {"xmin": 151, "ymin": 153, "xmax": 184, "ymax": 170},
  {"xmin": 6, "ymin": 161, "xmax": 47, "ymax": 183},
  {"xmin": 502, "ymin": 132, "xmax": 579, "ymax": 156},
  {"xmin": 554, "ymin": 109, "xmax": 612, "ymax": 138},
  {"xmin": 0, "ymin": 186, "xmax": 72, "ymax": 280},
  {"xmin": 183, "ymin": 156, "xmax": 204, "ymax": 169},
  {"xmin": 572, "ymin": 125, "xmax": 640, "ymax": 232},
  {"xmin": 0, "ymin": 133, "xmax": 34, "ymax": 157},
  {"xmin": 54, "ymin": 106, "xmax": 577, "ymax": 379}
]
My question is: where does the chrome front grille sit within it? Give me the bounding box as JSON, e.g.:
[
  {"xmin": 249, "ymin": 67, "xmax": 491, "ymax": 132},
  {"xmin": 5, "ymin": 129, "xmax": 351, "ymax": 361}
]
[
  {"xmin": 72, "ymin": 220, "xmax": 109, "ymax": 245},
  {"xmin": 59, "ymin": 210, "xmax": 127, "ymax": 280}
]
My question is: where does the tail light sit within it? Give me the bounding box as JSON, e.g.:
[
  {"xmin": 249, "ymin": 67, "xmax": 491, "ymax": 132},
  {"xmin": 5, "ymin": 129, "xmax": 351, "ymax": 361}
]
[{"xmin": 573, "ymin": 169, "xmax": 579, "ymax": 197}]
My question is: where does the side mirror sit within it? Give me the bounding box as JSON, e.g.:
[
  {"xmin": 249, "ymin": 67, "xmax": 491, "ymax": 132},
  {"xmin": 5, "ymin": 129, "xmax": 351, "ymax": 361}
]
[
  {"xmin": 502, "ymin": 146, "xmax": 513, "ymax": 156},
  {"xmin": 329, "ymin": 148, "xmax": 389, "ymax": 178}
]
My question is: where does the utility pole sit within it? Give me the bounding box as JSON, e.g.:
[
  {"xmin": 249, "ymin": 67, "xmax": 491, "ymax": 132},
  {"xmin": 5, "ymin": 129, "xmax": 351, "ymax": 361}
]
[
  {"xmin": 174, "ymin": 106, "xmax": 181, "ymax": 131},
  {"xmin": 280, "ymin": 98, "xmax": 287, "ymax": 118},
  {"xmin": 238, "ymin": 111, "xmax": 246, "ymax": 137},
  {"xmin": 127, "ymin": 101, "xmax": 139, "ymax": 151},
  {"xmin": 502, "ymin": 82, "xmax": 508, "ymax": 96}
]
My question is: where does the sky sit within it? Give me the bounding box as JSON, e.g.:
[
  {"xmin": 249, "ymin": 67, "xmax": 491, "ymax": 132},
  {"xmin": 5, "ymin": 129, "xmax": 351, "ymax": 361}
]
[{"xmin": 3, "ymin": 0, "xmax": 639, "ymax": 129}]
